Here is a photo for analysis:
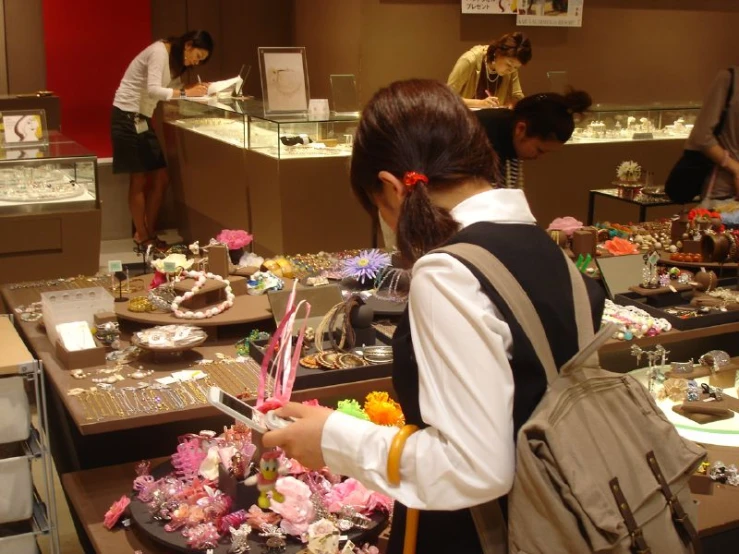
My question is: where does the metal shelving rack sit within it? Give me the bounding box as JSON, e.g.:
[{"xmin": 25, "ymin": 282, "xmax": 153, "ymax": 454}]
[{"xmin": 0, "ymin": 314, "xmax": 59, "ymax": 554}]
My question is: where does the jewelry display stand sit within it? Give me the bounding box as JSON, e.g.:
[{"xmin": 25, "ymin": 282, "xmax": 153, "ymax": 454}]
[{"xmin": 0, "ymin": 315, "xmax": 60, "ymax": 554}]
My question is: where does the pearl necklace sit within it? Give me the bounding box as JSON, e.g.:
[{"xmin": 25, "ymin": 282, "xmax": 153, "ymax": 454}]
[
  {"xmin": 171, "ymin": 270, "xmax": 235, "ymax": 319},
  {"xmin": 601, "ymin": 300, "xmax": 672, "ymax": 341}
]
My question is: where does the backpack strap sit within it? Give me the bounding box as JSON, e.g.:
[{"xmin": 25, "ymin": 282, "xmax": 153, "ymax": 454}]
[
  {"xmin": 646, "ymin": 451, "xmax": 703, "ymax": 554},
  {"xmin": 434, "ymin": 243, "xmax": 558, "ymax": 384},
  {"xmin": 610, "ymin": 478, "xmax": 652, "ymax": 554},
  {"xmin": 559, "ymin": 250, "xmax": 616, "ymax": 373}
]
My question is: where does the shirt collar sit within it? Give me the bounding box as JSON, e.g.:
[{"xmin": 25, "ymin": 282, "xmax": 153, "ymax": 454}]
[{"xmin": 450, "ymin": 188, "xmax": 536, "ymax": 229}]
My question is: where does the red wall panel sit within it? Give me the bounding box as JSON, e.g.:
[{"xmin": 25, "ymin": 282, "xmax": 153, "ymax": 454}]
[{"xmin": 43, "ymin": 1, "xmax": 152, "ymax": 157}]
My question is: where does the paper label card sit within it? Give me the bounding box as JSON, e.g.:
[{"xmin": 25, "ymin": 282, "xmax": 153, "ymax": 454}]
[
  {"xmin": 108, "ymin": 260, "xmax": 123, "ymax": 273},
  {"xmin": 163, "ymin": 261, "xmax": 177, "ymax": 273},
  {"xmin": 462, "ymin": 0, "xmax": 515, "ymax": 14}
]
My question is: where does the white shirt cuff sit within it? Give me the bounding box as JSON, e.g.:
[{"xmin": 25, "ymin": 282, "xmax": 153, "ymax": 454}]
[{"xmin": 321, "ymin": 411, "xmax": 378, "ymax": 478}]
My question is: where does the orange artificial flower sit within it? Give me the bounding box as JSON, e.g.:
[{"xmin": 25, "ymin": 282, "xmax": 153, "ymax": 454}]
[{"xmin": 364, "ymin": 392, "xmax": 405, "ymax": 427}]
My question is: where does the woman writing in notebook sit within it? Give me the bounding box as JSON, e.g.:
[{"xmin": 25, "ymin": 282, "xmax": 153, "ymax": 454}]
[{"xmin": 264, "ymin": 79, "xmax": 604, "ymax": 554}]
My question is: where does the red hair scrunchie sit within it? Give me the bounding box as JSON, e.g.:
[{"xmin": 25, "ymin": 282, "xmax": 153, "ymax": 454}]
[{"xmin": 403, "ymin": 171, "xmax": 428, "ymax": 189}]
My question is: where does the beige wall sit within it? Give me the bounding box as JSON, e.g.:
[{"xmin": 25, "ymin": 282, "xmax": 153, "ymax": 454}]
[
  {"xmin": 294, "ymin": 0, "xmax": 361, "ymax": 101},
  {"xmin": 352, "ymin": 0, "xmax": 739, "ymax": 106}
]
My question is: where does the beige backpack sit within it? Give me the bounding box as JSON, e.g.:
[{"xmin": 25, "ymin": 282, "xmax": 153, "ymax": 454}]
[{"xmin": 438, "ymin": 244, "xmax": 707, "ymax": 554}]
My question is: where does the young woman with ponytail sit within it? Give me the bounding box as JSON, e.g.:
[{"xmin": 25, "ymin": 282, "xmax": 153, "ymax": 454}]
[{"xmin": 263, "ymin": 79, "xmax": 605, "ymax": 554}]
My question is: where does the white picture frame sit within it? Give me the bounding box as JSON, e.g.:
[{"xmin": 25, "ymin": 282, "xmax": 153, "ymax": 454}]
[
  {"xmin": 258, "ymin": 47, "xmax": 310, "ymax": 114},
  {"xmin": 1, "ymin": 109, "xmax": 48, "ymax": 148}
]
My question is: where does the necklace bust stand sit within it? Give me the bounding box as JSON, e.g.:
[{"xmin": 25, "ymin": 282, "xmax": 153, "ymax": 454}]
[{"xmin": 350, "ymin": 302, "xmax": 376, "ymax": 347}]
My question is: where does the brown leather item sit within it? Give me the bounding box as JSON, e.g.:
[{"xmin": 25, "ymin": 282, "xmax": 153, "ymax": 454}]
[
  {"xmin": 678, "ymin": 402, "xmax": 732, "ymax": 416},
  {"xmin": 610, "ymin": 478, "xmax": 651, "ymax": 554},
  {"xmin": 646, "ymin": 452, "xmax": 703, "ymax": 554}
]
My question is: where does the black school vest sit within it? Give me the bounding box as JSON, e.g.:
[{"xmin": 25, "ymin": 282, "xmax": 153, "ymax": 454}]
[{"xmin": 387, "ymin": 222, "xmax": 605, "ymax": 554}]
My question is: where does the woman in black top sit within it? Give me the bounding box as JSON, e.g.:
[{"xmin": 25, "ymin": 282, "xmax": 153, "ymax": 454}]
[{"xmin": 476, "ymin": 90, "xmax": 591, "ymax": 187}]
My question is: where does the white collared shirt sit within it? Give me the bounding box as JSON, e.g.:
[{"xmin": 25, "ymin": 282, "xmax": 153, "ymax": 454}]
[{"xmin": 321, "ymin": 188, "xmax": 536, "ymax": 510}]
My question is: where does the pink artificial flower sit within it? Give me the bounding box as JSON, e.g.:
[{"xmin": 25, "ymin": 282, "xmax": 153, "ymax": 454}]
[
  {"xmin": 216, "ymin": 229, "xmax": 253, "ymax": 250},
  {"xmin": 302, "ymin": 398, "xmax": 321, "ymax": 407},
  {"xmin": 366, "ymin": 491, "xmax": 393, "ymax": 514},
  {"xmin": 325, "ymin": 478, "xmax": 373, "ymax": 514},
  {"xmin": 547, "ymin": 216, "xmax": 584, "ymax": 237},
  {"xmin": 245, "ymin": 505, "xmax": 281, "ymax": 528},
  {"xmin": 271, "ymin": 477, "xmax": 315, "ymax": 538},
  {"xmin": 149, "ymin": 270, "xmax": 167, "ymax": 290},
  {"xmin": 356, "ymin": 545, "xmax": 380, "ymax": 554},
  {"xmin": 103, "ymin": 495, "xmax": 131, "ymax": 530}
]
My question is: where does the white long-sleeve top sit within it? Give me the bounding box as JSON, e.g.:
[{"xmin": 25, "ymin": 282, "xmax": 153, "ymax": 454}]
[
  {"xmin": 321, "ymin": 188, "xmax": 537, "ymax": 510},
  {"xmin": 113, "ymin": 41, "xmax": 174, "ymax": 118}
]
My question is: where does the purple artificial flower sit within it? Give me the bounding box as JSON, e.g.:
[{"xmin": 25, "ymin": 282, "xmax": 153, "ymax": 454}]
[{"xmin": 341, "ymin": 249, "xmax": 391, "ymax": 284}]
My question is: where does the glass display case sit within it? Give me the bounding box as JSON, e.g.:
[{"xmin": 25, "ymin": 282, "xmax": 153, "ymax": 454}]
[
  {"xmin": 165, "ymin": 98, "xmax": 359, "ymax": 159},
  {"xmin": 569, "ymin": 103, "xmax": 702, "ymax": 144},
  {"xmin": 0, "ymin": 134, "xmax": 98, "ymax": 215}
]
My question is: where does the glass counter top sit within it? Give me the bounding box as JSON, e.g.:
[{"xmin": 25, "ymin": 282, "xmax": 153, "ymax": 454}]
[
  {"xmin": 0, "ymin": 133, "xmax": 95, "ymax": 163},
  {"xmin": 179, "ymin": 97, "xmax": 360, "ymax": 124},
  {"xmin": 630, "ymin": 366, "xmax": 739, "ymax": 447}
]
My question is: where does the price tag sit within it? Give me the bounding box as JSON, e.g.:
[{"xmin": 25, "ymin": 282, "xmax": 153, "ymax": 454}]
[
  {"xmin": 108, "ymin": 260, "xmax": 123, "ymax": 273},
  {"xmin": 163, "ymin": 261, "xmax": 177, "ymax": 273},
  {"xmin": 648, "ymin": 252, "xmax": 660, "ymax": 265}
]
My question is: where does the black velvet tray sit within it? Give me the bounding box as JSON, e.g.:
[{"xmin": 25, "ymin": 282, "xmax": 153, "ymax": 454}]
[
  {"xmin": 128, "ymin": 461, "xmax": 388, "ymax": 554},
  {"xmin": 249, "ymin": 333, "xmax": 393, "ymax": 391},
  {"xmin": 614, "ymin": 278, "xmax": 739, "ymax": 330}
]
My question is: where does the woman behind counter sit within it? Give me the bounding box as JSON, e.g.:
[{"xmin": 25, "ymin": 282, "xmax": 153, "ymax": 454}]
[
  {"xmin": 447, "ymin": 32, "xmax": 532, "ymax": 109},
  {"xmin": 112, "ymin": 30, "xmax": 213, "ymax": 251}
]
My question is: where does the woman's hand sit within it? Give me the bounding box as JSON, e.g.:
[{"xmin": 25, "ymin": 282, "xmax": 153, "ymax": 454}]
[
  {"xmin": 185, "ymin": 83, "xmax": 209, "ymax": 97},
  {"xmin": 262, "ymin": 402, "xmax": 334, "ymax": 470},
  {"xmin": 463, "ymin": 97, "xmax": 500, "ymax": 109}
]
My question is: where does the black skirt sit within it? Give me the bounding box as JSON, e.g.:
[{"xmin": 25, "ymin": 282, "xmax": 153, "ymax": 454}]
[{"xmin": 110, "ymin": 106, "xmax": 166, "ymax": 174}]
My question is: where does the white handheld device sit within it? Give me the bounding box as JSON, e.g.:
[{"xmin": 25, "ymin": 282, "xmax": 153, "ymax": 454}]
[{"xmin": 207, "ymin": 387, "xmax": 292, "ymax": 433}]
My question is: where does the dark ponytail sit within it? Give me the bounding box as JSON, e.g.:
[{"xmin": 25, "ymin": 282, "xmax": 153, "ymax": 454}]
[
  {"xmin": 350, "ymin": 79, "xmax": 497, "ymax": 264},
  {"xmin": 486, "ymin": 32, "xmax": 532, "ymax": 65},
  {"xmin": 513, "ymin": 89, "xmax": 593, "ymax": 143}
]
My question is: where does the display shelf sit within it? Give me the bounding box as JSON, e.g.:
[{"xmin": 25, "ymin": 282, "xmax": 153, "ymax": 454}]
[
  {"xmin": 587, "ymin": 188, "xmax": 685, "ymax": 225},
  {"xmin": 0, "ymin": 315, "xmax": 59, "ymax": 554},
  {"xmin": 569, "ymin": 103, "xmax": 701, "ymax": 145},
  {"xmin": 166, "ymin": 98, "xmax": 358, "ymax": 159},
  {"xmin": 630, "ymin": 363, "xmax": 739, "ymax": 447}
]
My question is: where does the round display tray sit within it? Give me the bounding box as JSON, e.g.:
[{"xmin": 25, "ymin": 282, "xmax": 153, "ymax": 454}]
[
  {"xmin": 131, "ymin": 327, "xmax": 208, "ymax": 354},
  {"xmin": 115, "ymin": 274, "xmax": 274, "ymax": 327},
  {"xmin": 658, "ymin": 251, "xmax": 738, "ymax": 270},
  {"xmin": 128, "ymin": 462, "xmax": 389, "ymax": 554},
  {"xmin": 630, "ymin": 368, "xmax": 739, "ymax": 448}
]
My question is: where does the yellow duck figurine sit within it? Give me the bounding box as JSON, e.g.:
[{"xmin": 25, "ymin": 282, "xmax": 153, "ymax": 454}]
[{"xmin": 244, "ymin": 450, "xmax": 285, "ymax": 509}]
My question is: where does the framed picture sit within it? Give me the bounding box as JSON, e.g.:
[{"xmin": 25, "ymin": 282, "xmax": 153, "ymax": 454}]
[
  {"xmin": 258, "ymin": 47, "xmax": 310, "ymax": 114},
  {"xmin": 1, "ymin": 109, "xmax": 48, "ymax": 148},
  {"xmin": 517, "ymin": 0, "xmax": 584, "ymax": 27}
]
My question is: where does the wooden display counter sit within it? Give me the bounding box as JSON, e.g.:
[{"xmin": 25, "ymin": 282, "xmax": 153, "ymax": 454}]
[
  {"xmin": 162, "ymin": 120, "xmax": 374, "ymax": 259},
  {"xmin": 62, "ymin": 445, "xmax": 739, "ymax": 554}
]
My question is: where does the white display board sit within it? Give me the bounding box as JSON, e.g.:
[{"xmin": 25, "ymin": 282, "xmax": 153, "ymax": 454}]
[
  {"xmin": 461, "ymin": 0, "xmax": 516, "ymax": 14},
  {"xmin": 517, "ymin": 0, "xmax": 584, "ymax": 27}
]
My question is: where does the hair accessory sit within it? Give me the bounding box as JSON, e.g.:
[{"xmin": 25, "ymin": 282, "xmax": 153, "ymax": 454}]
[{"xmin": 402, "ymin": 171, "xmax": 428, "ymax": 189}]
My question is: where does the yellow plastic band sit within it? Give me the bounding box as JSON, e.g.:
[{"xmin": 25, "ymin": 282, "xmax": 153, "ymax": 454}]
[{"xmin": 387, "ymin": 424, "xmax": 419, "ymax": 486}]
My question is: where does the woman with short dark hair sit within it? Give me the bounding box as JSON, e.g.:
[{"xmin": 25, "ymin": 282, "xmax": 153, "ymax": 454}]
[
  {"xmin": 111, "ymin": 30, "xmax": 214, "ymax": 250},
  {"xmin": 447, "ymin": 32, "xmax": 532, "ymax": 109}
]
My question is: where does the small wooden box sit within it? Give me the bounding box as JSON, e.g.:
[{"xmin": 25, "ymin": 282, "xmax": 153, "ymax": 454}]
[
  {"xmin": 571, "ymin": 229, "xmax": 597, "ymax": 257},
  {"xmin": 208, "ymin": 245, "xmax": 230, "ymax": 279},
  {"xmin": 55, "ymin": 340, "xmax": 107, "ymax": 370}
]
